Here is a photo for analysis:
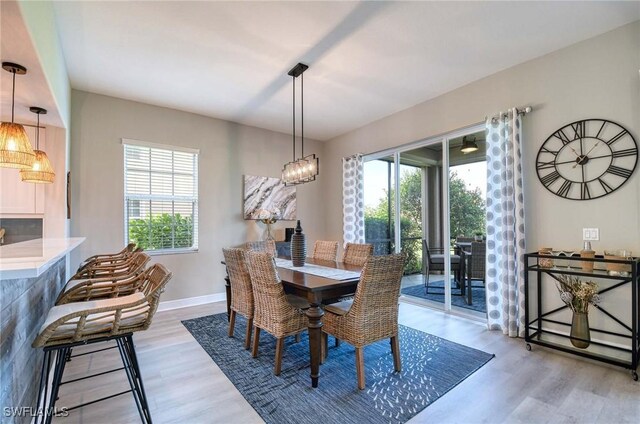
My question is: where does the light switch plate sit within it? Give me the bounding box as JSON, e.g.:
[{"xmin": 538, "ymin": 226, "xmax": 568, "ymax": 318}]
[
  {"xmin": 591, "ymin": 228, "xmax": 599, "ymax": 241},
  {"xmin": 583, "ymin": 228, "xmax": 600, "ymax": 241}
]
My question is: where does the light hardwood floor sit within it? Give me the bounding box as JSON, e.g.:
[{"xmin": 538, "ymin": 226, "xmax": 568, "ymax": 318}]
[{"xmin": 53, "ymin": 301, "xmax": 639, "ymax": 424}]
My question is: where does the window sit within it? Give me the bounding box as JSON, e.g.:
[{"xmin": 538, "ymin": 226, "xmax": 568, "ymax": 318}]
[{"xmin": 123, "ymin": 139, "xmax": 199, "ymax": 253}]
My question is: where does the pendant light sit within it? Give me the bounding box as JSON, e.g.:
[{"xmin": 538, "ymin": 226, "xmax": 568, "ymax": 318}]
[
  {"xmin": 282, "ymin": 63, "xmax": 319, "ymax": 186},
  {"xmin": 0, "ymin": 62, "xmax": 35, "ymax": 168},
  {"xmin": 20, "ymin": 107, "xmax": 55, "ymax": 184},
  {"xmin": 460, "ymin": 135, "xmax": 479, "ymax": 154}
]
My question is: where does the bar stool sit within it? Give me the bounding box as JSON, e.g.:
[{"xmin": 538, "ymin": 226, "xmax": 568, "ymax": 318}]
[
  {"xmin": 76, "ymin": 243, "xmax": 141, "ymax": 272},
  {"xmin": 71, "ymin": 250, "xmax": 149, "ymax": 281},
  {"xmin": 32, "ymin": 264, "xmax": 172, "ymax": 424},
  {"xmin": 56, "ymin": 252, "xmax": 150, "ymax": 304}
]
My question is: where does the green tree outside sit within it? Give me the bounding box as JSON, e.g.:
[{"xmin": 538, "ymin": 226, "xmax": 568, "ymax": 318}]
[{"xmin": 129, "ymin": 213, "xmax": 194, "ymax": 250}]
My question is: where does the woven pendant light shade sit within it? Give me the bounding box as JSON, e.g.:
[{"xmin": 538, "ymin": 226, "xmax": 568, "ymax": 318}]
[
  {"xmin": 0, "ymin": 122, "xmax": 35, "ymax": 169},
  {"xmin": 20, "ymin": 149, "xmax": 55, "ymax": 183}
]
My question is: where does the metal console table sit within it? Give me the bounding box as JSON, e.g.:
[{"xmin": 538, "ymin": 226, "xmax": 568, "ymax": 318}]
[{"xmin": 524, "ymin": 252, "xmax": 639, "ymax": 380}]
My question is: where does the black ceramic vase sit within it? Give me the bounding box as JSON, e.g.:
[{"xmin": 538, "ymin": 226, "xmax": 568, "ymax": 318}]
[{"xmin": 291, "ymin": 220, "xmax": 306, "ymax": 267}]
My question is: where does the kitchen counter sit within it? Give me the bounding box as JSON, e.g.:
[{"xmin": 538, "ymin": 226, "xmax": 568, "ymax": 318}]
[{"xmin": 0, "ymin": 237, "xmax": 85, "ymax": 280}]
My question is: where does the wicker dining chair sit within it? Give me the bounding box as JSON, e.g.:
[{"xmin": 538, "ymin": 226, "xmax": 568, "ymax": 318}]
[
  {"xmin": 312, "ymin": 240, "xmax": 339, "ymax": 262},
  {"xmin": 245, "ymin": 240, "xmax": 277, "ymax": 257},
  {"xmin": 56, "ymin": 253, "xmax": 151, "ymax": 305},
  {"xmin": 342, "ymin": 243, "xmax": 374, "ymax": 267},
  {"xmin": 322, "ymin": 253, "xmax": 406, "ymax": 390},
  {"xmin": 222, "ymin": 248, "xmax": 255, "ymax": 349},
  {"xmin": 32, "ymin": 264, "xmax": 172, "ymax": 424},
  {"xmin": 246, "ymin": 251, "xmax": 308, "ymax": 375},
  {"xmin": 76, "ymin": 243, "xmax": 141, "ymax": 272}
]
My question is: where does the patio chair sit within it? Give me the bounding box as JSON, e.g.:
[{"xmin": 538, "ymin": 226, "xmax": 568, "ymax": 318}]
[
  {"xmin": 464, "ymin": 241, "xmax": 486, "ymax": 305},
  {"xmin": 422, "ymin": 239, "xmax": 462, "ymax": 294}
]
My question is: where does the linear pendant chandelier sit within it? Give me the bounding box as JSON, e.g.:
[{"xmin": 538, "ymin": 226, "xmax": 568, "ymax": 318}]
[
  {"xmin": 21, "ymin": 107, "xmax": 55, "ymax": 184},
  {"xmin": 0, "ymin": 62, "xmax": 35, "ymax": 169},
  {"xmin": 282, "ymin": 62, "xmax": 319, "ymax": 186}
]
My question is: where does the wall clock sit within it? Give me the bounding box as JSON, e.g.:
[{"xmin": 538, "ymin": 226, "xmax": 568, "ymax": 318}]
[{"xmin": 536, "ymin": 119, "xmax": 637, "ymax": 200}]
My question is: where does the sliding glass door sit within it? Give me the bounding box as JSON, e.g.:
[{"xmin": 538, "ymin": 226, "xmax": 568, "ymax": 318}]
[{"xmin": 363, "ymin": 124, "xmax": 487, "ymax": 317}]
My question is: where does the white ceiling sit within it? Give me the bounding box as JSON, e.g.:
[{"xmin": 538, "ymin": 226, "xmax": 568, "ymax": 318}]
[
  {"xmin": 52, "ymin": 1, "xmax": 640, "ymax": 141},
  {"xmin": 1, "ymin": 1, "xmax": 63, "ymax": 128}
]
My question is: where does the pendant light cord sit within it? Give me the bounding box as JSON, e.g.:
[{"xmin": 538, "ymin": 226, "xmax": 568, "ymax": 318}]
[
  {"xmin": 301, "ymin": 72, "xmax": 304, "ymax": 157},
  {"xmin": 292, "ymin": 75, "xmax": 296, "ymax": 161},
  {"xmin": 36, "ymin": 112, "xmax": 40, "ymax": 150},
  {"xmin": 11, "ymin": 70, "xmax": 16, "ymax": 123}
]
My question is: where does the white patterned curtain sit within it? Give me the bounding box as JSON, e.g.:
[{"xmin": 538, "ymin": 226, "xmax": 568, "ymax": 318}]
[
  {"xmin": 485, "ymin": 109, "xmax": 526, "ymax": 337},
  {"xmin": 343, "ymin": 154, "xmax": 365, "ymax": 246}
]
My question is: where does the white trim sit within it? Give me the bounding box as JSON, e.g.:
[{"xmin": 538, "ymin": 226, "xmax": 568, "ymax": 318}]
[
  {"xmin": 157, "ymin": 292, "xmax": 226, "ymax": 312},
  {"xmin": 121, "ymin": 138, "xmax": 200, "ymax": 154}
]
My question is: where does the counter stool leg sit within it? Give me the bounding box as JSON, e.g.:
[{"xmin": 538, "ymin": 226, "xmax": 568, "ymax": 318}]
[
  {"xmin": 35, "ymin": 350, "xmax": 52, "ymax": 424},
  {"xmin": 116, "ymin": 336, "xmax": 152, "ymax": 423}
]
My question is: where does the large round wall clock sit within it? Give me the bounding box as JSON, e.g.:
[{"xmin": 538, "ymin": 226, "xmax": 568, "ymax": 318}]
[{"xmin": 536, "ymin": 119, "xmax": 638, "ymax": 200}]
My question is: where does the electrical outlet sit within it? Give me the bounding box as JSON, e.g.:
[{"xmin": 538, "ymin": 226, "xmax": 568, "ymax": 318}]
[{"xmin": 582, "ymin": 228, "xmax": 600, "ymax": 241}]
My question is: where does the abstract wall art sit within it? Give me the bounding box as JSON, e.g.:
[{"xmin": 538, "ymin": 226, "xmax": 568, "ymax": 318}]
[{"xmin": 243, "ymin": 175, "xmax": 296, "ymax": 220}]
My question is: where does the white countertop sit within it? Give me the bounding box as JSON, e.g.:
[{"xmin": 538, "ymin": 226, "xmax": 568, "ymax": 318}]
[{"xmin": 0, "ymin": 237, "xmax": 85, "ymax": 280}]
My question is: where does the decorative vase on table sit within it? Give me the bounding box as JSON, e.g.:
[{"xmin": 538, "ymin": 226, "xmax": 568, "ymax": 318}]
[
  {"xmin": 570, "ymin": 311, "xmax": 590, "ymax": 349},
  {"xmin": 290, "ymin": 220, "xmax": 306, "ymax": 267}
]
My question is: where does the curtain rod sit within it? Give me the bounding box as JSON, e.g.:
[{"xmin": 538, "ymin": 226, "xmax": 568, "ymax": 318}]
[{"xmin": 486, "ymin": 106, "xmax": 532, "ymax": 123}]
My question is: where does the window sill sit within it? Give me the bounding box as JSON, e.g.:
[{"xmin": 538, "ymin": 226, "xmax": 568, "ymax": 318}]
[{"xmin": 145, "ymin": 248, "xmax": 199, "ymax": 257}]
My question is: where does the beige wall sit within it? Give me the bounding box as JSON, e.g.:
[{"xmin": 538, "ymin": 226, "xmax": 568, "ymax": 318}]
[
  {"xmin": 70, "ymin": 91, "xmax": 325, "ymax": 301},
  {"xmin": 323, "ymin": 21, "xmax": 640, "ymax": 258}
]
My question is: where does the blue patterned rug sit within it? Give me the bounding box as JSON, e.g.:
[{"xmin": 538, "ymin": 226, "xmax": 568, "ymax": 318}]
[
  {"xmin": 402, "ymin": 279, "xmax": 487, "ymax": 313},
  {"xmin": 182, "ymin": 313, "xmax": 494, "ymax": 424}
]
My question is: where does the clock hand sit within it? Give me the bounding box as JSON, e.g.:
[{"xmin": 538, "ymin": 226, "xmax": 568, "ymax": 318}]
[
  {"xmin": 573, "ymin": 142, "xmax": 601, "ymax": 168},
  {"xmin": 583, "ymin": 141, "xmax": 600, "ymax": 157},
  {"xmin": 568, "ymin": 146, "xmax": 580, "ymax": 157}
]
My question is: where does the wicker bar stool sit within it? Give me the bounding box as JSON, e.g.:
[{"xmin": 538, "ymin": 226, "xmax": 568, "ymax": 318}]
[
  {"xmin": 56, "ymin": 253, "xmax": 151, "ymax": 305},
  {"xmin": 222, "ymin": 248, "xmax": 255, "ymax": 349},
  {"xmin": 342, "ymin": 243, "xmax": 374, "ymax": 267},
  {"xmin": 322, "ymin": 253, "xmax": 405, "ymax": 389},
  {"xmin": 245, "ymin": 240, "xmax": 277, "ymax": 257},
  {"xmin": 76, "ymin": 243, "xmax": 141, "ymax": 272},
  {"xmin": 71, "ymin": 251, "xmax": 149, "ymax": 281},
  {"xmin": 312, "ymin": 240, "xmax": 339, "ymax": 262},
  {"xmin": 246, "ymin": 251, "xmax": 308, "ymax": 375},
  {"xmin": 32, "ymin": 264, "xmax": 172, "ymax": 424}
]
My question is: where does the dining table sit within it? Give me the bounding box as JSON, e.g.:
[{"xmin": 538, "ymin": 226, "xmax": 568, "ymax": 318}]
[{"xmin": 222, "ymin": 256, "xmax": 362, "ymax": 388}]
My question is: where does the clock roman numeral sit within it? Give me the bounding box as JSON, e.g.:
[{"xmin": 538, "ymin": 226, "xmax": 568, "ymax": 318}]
[
  {"xmin": 536, "ymin": 160, "xmax": 556, "ymax": 170},
  {"xmin": 605, "ymin": 130, "xmax": 628, "ymax": 146},
  {"xmin": 595, "ymin": 121, "xmax": 607, "ymax": 139},
  {"xmin": 553, "ymin": 130, "xmax": 572, "ymax": 145},
  {"xmin": 611, "ymin": 148, "xmax": 637, "ymax": 158},
  {"xmin": 556, "ymin": 180, "xmax": 572, "ymax": 197},
  {"xmin": 580, "ymin": 182, "xmax": 591, "ymax": 200},
  {"xmin": 571, "ymin": 121, "xmax": 585, "ymax": 140},
  {"xmin": 540, "ymin": 171, "xmax": 561, "ymax": 187},
  {"xmin": 598, "ymin": 178, "xmax": 613, "ymax": 194},
  {"xmin": 606, "ymin": 165, "xmax": 633, "ymax": 179},
  {"xmin": 541, "ymin": 147, "xmax": 559, "ymax": 155}
]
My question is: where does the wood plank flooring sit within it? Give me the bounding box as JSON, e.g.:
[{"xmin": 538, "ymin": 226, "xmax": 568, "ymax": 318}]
[{"xmin": 52, "ymin": 301, "xmax": 639, "ymax": 424}]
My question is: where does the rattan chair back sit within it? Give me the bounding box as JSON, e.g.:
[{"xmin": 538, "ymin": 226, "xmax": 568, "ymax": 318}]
[
  {"xmin": 33, "ymin": 264, "xmax": 172, "ymax": 348},
  {"xmin": 72, "ymin": 251, "xmax": 150, "ymax": 280},
  {"xmin": 312, "ymin": 240, "xmax": 339, "ymax": 262},
  {"xmin": 223, "ymin": 248, "xmax": 254, "ymax": 319},
  {"xmin": 245, "ymin": 240, "xmax": 277, "ymax": 257},
  {"xmin": 246, "ymin": 251, "xmax": 307, "ymax": 337},
  {"xmin": 342, "ymin": 243, "xmax": 373, "ymax": 267}
]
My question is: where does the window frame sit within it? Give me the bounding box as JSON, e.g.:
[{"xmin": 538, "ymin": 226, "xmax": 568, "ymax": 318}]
[{"xmin": 122, "ymin": 138, "xmax": 199, "ymax": 255}]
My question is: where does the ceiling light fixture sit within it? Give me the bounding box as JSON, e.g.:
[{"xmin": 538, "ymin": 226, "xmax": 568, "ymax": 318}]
[
  {"xmin": 460, "ymin": 135, "xmax": 479, "ymax": 154},
  {"xmin": 20, "ymin": 107, "xmax": 55, "ymax": 184},
  {"xmin": 0, "ymin": 62, "xmax": 35, "ymax": 168},
  {"xmin": 282, "ymin": 63, "xmax": 319, "ymax": 186}
]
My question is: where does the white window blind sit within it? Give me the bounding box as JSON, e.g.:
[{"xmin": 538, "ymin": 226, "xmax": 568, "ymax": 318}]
[{"xmin": 123, "ymin": 140, "xmax": 199, "ymax": 252}]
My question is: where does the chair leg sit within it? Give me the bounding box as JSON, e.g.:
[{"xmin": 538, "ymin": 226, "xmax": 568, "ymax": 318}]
[
  {"xmin": 43, "ymin": 347, "xmax": 68, "ymax": 424},
  {"xmin": 117, "ymin": 336, "xmax": 152, "ymax": 424},
  {"xmin": 321, "ymin": 332, "xmax": 328, "ymax": 364},
  {"xmin": 295, "ymin": 333, "xmax": 301, "ymax": 343},
  {"xmin": 251, "ymin": 326, "xmax": 261, "ymax": 358},
  {"xmin": 355, "ymin": 347, "xmax": 365, "ymax": 390},
  {"xmin": 244, "ymin": 317, "xmax": 253, "ymax": 350},
  {"xmin": 228, "ymin": 310, "xmax": 236, "ymax": 337},
  {"xmin": 274, "ymin": 338, "xmax": 285, "ymax": 376},
  {"xmin": 34, "ymin": 350, "xmax": 52, "ymax": 424},
  {"xmin": 391, "ymin": 336, "xmax": 401, "ymax": 372},
  {"xmin": 335, "ymin": 338, "xmax": 341, "ymax": 348}
]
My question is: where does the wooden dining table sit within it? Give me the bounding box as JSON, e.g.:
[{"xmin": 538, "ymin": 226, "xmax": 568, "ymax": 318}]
[{"xmin": 223, "ymin": 257, "xmax": 362, "ymax": 388}]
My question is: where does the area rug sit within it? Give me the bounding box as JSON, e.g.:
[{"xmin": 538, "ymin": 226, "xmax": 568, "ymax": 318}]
[
  {"xmin": 401, "ymin": 279, "xmax": 487, "ymax": 313},
  {"xmin": 182, "ymin": 313, "xmax": 494, "ymax": 424}
]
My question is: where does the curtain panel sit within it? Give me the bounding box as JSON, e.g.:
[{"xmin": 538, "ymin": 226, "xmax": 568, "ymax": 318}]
[
  {"xmin": 485, "ymin": 109, "xmax": 527, "ymax": 337},
  {"xmin": 342, "ymin": 154, "xmax": 365, "ymax": 246}
]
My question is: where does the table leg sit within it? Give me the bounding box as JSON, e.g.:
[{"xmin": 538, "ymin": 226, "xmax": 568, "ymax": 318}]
[
  {"xmin": 306, "ymin": 303, "xmax": 324, "ymax": 388},
  {"xmin": 466, "ymin": 265, "xmax": 472, "ymax": 305},
  {"xmin": 224, "ymin": 276, "xmax": 231, "ymax": 322}
]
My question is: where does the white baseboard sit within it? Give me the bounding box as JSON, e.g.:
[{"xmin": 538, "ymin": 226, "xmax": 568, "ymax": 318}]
[{"xmin": 158, "ymin": 292, "xmax": 226, "ymax": 312}]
